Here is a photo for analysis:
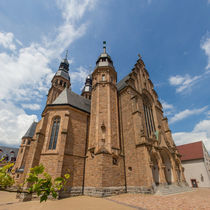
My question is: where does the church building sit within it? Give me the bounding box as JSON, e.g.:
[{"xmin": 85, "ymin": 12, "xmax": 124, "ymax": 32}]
[{"xmin": 14, "ymin": 42, "xmax": 186, "ymax": 197}]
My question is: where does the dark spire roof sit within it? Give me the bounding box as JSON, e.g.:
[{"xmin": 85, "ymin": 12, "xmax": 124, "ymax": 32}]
[
  {"xmin": 22, "ymin": 122, "xmax": 37, "ymax": 138},
  {"xmin": 52, "ymin": 88, "xmax": 91, "ymax": 113},
  {"xmin": 82, "ymin": 74, "xmax": 92, "ymax": 94},
  {"xmin": 55, "ymin": 54, "xmax": 70, "ymax": 81}
]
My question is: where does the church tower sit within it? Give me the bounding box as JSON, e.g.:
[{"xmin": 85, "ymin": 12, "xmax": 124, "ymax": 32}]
[
  {"xmin": 46, "ymin": 53, "xmax": 71, "ymax": 104},
  {"xmin": 84, "ymin": 42, "xmax": 125, "ymax": 196}
]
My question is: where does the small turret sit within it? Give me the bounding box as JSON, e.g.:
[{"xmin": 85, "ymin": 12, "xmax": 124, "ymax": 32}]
[
  {"xmin": 46, "ymin": 51, "xmax": 71, "ymax": 104},
  {"xmin": 81, "ymin": 74, "xmax": 92, "ymax": 100}
]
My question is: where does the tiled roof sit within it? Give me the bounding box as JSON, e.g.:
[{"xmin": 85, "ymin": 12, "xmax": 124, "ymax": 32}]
[
  {"xmin": 55, "ymin": 69, "xmax": 70, "ymax": 81},
  {"xmin": 116, "ymin": 75, "xmax": 129, "ymax": 91},
  {"xmin": 0, "ymin": 146, "xmax": 19, "ymax": 159},
  {"xmin": 176, "ymin": 141, "xmax": 204, "ymax": 161},
  {"xmin": 23, "ymin": 122, "xmax": 37, "ymax": 138},
  {"xmin": 52, "ymin": 88, "xmax": 91, "ymax": 113}
]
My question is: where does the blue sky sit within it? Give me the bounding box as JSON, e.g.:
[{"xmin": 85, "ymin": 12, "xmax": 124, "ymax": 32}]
[{"xmin": 0, "ymin": 0, "xmax": 210, "ymax": 152}]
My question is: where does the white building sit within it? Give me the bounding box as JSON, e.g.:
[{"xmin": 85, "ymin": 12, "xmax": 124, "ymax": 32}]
[{"xmin": 177, "ymin": 141, "xmax": 210, "ymax": 188}]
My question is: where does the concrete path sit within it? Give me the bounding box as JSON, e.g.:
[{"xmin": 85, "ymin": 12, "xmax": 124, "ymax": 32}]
[{"xmin": 0, "ymin": 191, "xmax": 135, "ymax": 210}]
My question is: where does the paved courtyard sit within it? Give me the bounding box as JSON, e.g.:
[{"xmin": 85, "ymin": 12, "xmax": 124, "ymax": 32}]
[
  {"xmin": 0, "ymin": 188, "xmax": 209, "ymax": 210},
  {"xmin": 108, "ymin": 188, "xmax": 210, "ymax": 210}
]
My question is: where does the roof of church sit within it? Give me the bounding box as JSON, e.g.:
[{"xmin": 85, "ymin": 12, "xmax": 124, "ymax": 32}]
[
  {"xmin": 55, "ymin": 69, "xmax": 70, "ymax": 80},
  {"xmin": 0, "ymin": 146, "xmax": 19, "ymax": 158},
  {"xmin": 117, "ymin": 75, "xmax": 130, "ymax": 91},
  {"xmin": 176, "ymin": 141, "xmax": 204, "ymax": 161},
  {"xmin": 52, "ymin": 88, "xmax": 91, "ymax": 113},
  {"xmin": 22, "ymin": 122, "xmax": 38, "ymax": 138}
]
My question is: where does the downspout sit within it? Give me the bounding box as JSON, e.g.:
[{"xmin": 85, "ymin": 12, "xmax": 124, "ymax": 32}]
[{"xmin": 82, "ymin": 114, "xmax": 89, "ymax": 194}]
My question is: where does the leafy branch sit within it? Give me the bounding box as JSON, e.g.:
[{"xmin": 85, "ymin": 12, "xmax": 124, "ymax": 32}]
[
  {"xmin": 26, "ymin": 164, "xmax": 70, "ymax": 202},
  {"xmin": 0, "ymin": 157, "xmax": 14, "ymax": 189}
]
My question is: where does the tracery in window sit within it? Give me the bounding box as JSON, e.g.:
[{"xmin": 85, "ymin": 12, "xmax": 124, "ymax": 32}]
[
  {"xmin": 48, "ymin": 117, "xmax": 60, "ymax": 150},
  {"xmin": 143, "ymin": 95, "xmax": 155, "ymax": 137}
]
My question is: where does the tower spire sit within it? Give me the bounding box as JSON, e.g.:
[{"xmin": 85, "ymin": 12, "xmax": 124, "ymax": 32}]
[
  {"xmin": 103, "ymin": 41, "xmax": 106, "ymax": 53},
  {"xmin": 65, "ymin": 50, "xmax": 68, "ymax": 59}
]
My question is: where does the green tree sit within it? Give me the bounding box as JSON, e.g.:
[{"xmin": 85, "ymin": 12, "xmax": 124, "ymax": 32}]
[
  {"xmin": 26, "ymin": 164, "xmax": 70, "ymax": 202},
  {"xmin": 0, "ymin": 158, "xmax": 14, "ymax": 189}
]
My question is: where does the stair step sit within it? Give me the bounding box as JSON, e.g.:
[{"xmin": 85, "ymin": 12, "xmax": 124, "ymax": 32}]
[{"xmin": 155, "ymin": 184, "xmax": 193, "ymax": 195}]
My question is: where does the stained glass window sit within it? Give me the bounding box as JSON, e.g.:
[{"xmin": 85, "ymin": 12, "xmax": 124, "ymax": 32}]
[{"xmin": 49, "ymin": 117, "xmax": 60, "ymax": 150}]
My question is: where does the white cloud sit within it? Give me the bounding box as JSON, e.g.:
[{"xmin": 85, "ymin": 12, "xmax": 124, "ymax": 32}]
[
  {"xmin": 169, "ymin": 34, "xmax": 210, "ymax": 93},
  {"xmin": 169, "ymin": 74, "xmax": 201, "ymax": 93},
  {"xmin": 21, "ymin": 104, "xmax": 41, "ymax": 110},
  {"xmin": 201, "ymin": 35, "xmax": 210, "ymax": 70},
  {"xmin": 0, "ymin": 32, "xmax": 16, "ymax": 51},
  {"xmin": 173, "ymin": 119, "xmax": 210, "ymax": 152},
  {"xmin": 161, "ymin": 100, "xmax": 174, "ymax": 110},
  {"xmin": 160, "ymin": 100, "xmax": 174, "ymax": 116},
  {"xmin": 0, "ymin": 0, "xmax": 98, "ymax": 146},
  {"xmin": 0, "ymin": 101, "xmax": 38, "ymax": 146},
  {"xmin": 71, "ymin": 66, "xmax": 89, "ymax": 89},
  {"xmin": 207, "ymin": 111, "xmax": 210, "ymax": 119},
  {"xmin": 56, "ymin": 0, "xmax": 96, "ymax": 23},
  {"xmin": 169, "ymin": 106, "xmax": 207, "ymax": 124}
]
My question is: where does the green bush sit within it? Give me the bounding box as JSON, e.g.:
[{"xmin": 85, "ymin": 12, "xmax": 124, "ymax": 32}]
[
  {"xmin": 26, "ymin": 164, "xmax": 70, "ymax": 202},
  {"xmin": 0, "ymin": 158, "xmax": 14, "ymax": 189}
]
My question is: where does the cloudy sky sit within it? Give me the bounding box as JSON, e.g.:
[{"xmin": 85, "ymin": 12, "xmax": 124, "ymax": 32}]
[{"xmin": 0, "ymin": 0, "xmax": 210, "ymax": 152}]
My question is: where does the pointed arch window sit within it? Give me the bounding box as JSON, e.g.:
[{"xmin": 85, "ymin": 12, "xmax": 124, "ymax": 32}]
[
  {"xmin": 49, "ymin": 117, "xmax": 60, "ymax": 150},
  {"xmin": 143, "ymin": 95, "xmax": 155, "ymax": 137}
]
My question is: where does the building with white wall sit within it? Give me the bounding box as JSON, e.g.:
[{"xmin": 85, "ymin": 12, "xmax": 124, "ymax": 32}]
[{"xmin": 177, "ymin": 141, "xmax": 210, "ymax": 188}]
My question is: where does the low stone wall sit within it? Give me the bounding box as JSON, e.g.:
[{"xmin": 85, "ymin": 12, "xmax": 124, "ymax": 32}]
[
  {"xmin": 84, "ymin": 186, "xmax": 126, "ymax": 197},
  {"xmin": 126, "ymin": 186, "xmax": 153, "ymax": 194}
]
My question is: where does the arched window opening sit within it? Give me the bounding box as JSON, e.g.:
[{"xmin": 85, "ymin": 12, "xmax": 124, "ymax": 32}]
[
  {"xmin": 102, "ymin": 74, "xmax": 105, "ymax": 81},
  {"xmin": 143, "ymin": 95, "xmax": 155, "ymax": 137},
  {"xmin": 60, "ymin": 80, "xmax": 63, "ymax": 86},
  {"xmin": 48, "ymin": 117, "xmax": 60, "ymax": 150}
]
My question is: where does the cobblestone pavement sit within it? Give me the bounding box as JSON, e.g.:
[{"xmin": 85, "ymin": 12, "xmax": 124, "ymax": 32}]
[{"xmin": 108, "ymin": 188, "xmax": 210, "ymax": 210}]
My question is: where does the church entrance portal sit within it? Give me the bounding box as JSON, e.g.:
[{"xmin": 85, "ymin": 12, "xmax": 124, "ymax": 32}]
[
  {"xmin": 160, "ymin": 150, "xmax": 172, "ymax": 185},
  {"xmin": 151, "ymin": 155, "xmax": 159, "ymax": 185}
]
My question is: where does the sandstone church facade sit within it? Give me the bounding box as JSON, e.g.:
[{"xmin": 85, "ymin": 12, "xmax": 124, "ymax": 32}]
[{"xmin": 14, "ymin": 43, "xmax": 186, "ymax": 197}]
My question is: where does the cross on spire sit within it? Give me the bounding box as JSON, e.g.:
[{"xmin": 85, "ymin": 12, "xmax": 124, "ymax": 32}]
[
  {"xmin": 65, "ymin": 50, "xmax": 68, "ymax": 59},
  {"xmin": 103, "ymin": 41, "xmax": 106, "ymax": 53},
  {"xmin": 138, "ymin": 53, "xmax": 142, "ymax": 59}
]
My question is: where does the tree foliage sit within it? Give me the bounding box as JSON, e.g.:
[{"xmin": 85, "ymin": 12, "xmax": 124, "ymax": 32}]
[
  {"xmin": 0, "ymin": 157, "xmax": 70, "ymax": 202},
  {"xmin": 0, "ymin": 158, "xmax": 14, "ymax": 189},
  {"xmin": 26, "ymin": 164, "xmax": 70, "ymax": 202}
]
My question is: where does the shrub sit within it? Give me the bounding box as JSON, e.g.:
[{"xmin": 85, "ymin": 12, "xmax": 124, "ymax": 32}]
[
  {"xmin": 0, "ymin": 158, "xmax": 14, "ymax": 189},
  {"xmin": 26, "ymin": 164, "xmax": 70, "ymax": 202}
]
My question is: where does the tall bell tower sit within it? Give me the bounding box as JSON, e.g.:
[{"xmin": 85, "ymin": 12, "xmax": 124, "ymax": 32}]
[
  {"xmin": 46, "ymin": 52, "xmax": 71, "ymax": 104},
  {"xmin": 84, "ymin": 42, "xmax": 125, "ymax": 196}
]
